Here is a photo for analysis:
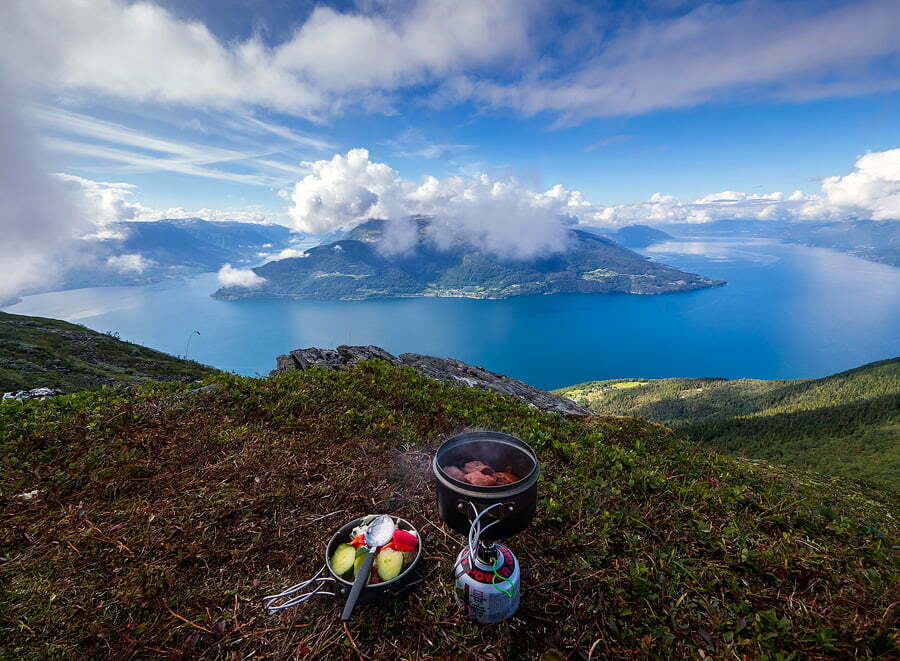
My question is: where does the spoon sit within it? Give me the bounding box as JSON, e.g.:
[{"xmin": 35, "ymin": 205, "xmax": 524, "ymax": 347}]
[{"xmin": 340, "ymin": 514, "xmax": 396, "ymax": 621}]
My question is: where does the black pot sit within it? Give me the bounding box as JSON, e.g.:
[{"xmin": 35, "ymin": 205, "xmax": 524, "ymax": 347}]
[
  {"xmin": 433, "ymin": 431, "xmax": 540, "ymax": 540},
  {"xmin": 325, "ymin": 516, "xmax": 422, "ymax": 606}
]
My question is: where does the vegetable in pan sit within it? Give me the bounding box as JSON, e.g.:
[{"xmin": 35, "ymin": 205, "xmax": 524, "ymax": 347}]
[{"xmin": 329, "ymin": 516, "xmax": 419, "ymax": 584}]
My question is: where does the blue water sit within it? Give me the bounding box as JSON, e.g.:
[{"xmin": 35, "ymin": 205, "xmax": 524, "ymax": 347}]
[{"xmin": 6, "ymin": 238, "xmax": 899, "ymax": 390}]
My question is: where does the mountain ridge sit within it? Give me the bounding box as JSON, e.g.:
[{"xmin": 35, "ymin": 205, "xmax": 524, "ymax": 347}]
[{"xmin": 214, "ymin": 218, "xmax": 724, "ymax": 300}]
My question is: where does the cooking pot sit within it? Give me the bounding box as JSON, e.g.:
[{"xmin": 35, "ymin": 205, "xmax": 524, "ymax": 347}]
[{"xmin": 433, "ymin": 431, "xmax": 540, "ymax": 540}]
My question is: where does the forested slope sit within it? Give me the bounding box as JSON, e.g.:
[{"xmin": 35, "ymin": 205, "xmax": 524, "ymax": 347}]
[{"xmin": 557, "ymin": 358, "xmax": 900, "ymax": 493}]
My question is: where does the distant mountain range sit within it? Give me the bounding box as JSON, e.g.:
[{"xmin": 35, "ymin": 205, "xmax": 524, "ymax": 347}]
[
  {"xmin": 213, "ymin": 218, "xmax": 724, "ymax": 300},
  {"xmin": 59, "ymin": 218, "xmax": 295, "ymax": 290},
  {"xmin": 664, "ymin": 219, "xmax": 900, "ymax": 267}
]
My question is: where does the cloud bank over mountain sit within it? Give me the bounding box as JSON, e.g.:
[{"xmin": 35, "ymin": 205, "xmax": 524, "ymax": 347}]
[
  {"xmin": 287, "ymin": 148, "xmax": 588, "ymax": 259},
  {"xmin": 284, "ymin": 148, "xmax": 900, "ymax": 260}
]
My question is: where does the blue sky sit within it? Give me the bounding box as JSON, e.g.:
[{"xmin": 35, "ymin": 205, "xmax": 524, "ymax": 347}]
[{"xmin": 3, "ymin": 0, "xmax": 900, "ymax": 232}]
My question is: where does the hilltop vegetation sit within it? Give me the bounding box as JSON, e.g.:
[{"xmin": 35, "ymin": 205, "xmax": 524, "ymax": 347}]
[
  {"xmin": 0, "ymin": 311, "xmax": 215, "ymax": 392},
  {"xmin": 214, "ymin": 218, "xmax": 723, "ymax": 300},
  {"xmin": 557, "ymin": 358, "xmax": 900, "ymax": 494},
  {"xmin": 2, "ymin": 361, "xmax": 897, "ymax": 659}
]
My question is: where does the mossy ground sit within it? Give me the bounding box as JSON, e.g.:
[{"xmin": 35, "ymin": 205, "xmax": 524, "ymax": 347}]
[
  {"xmin": 0, "ymin": 311, "xmax": 215, "ymax": 393},
  {"xmin": 1, "ymin": 361, "xmax": 897, "ymax": 659}
]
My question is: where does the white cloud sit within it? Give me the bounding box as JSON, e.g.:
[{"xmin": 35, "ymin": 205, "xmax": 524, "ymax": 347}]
[
  {"xmin": 106, "ymin": 253, "xmax": 153, "ymax": 273},
  {"xmin": 805, "ymin": 148, "xmax": 900, "ymax": 220},
  {"xmin": 286, "ymin": 148, "xmax": 593, "ymax": 259},
  {"xmin": 217, "ymin": 263, "xmax": 267, "ymax": 288},
  {"xmin": 443, "ymin": 0, "xmax": 900, "ymax": 124},
  {"xmin": 0, "ymin": 82, "xmax": 87, "ymax": 303},
  {"xmin": 35, "ymin": 106, "xmax": 314, "ymax": 187},
  {"xmin": 52, "ymin": 174, "xmax": 285, "ymax": 227},
  {"xmin": 288, "ymin": 148, "xmax": 411, "ymax": 234},
  {"xmin": 4, "ymin": 0, "xmax": 534, "ymax": 120},
  {"xmin": 259, "ymin": 247, "xmax": 309, "ymax": 261},
  {"xmin": 55, "ymin": 173, "xmax": 149, "ymax": 225},
  {"xmin": 2, "ymin": 0, "xmax": 898, "ymax": 128},
  {"xmin": 593, "ymin": 149, "xmax": 900, "ymax": 225},
  {"xmin": 286, "ymin": 147, "xmax": 900, "ymax": 256}
]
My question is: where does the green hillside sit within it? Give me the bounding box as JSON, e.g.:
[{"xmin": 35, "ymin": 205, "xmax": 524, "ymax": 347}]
[
  {"xmin": 0, "ymin": 311, "xmax": 216, "ymax": 393},
  {"xmin": 556, "ymin": 358, "xmax": 900, "ymax": 493},
  {"xmin": 214, "ymin": 219, "xmax": 723, "ymax": 300},
  {"xmin": 2, "ymin": 361, "xmax": 897, "ymax": 658}
]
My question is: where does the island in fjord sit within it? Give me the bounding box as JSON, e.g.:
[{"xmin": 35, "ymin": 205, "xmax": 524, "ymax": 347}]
[{"xmin": 213, "ymin": 218, "xmax": 723, "ymax": 301}]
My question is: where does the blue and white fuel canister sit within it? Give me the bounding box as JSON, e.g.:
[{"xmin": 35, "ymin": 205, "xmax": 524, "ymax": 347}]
[{"xmin": 453, "ymin": 543, "xmax": 520, "ymax": 624}]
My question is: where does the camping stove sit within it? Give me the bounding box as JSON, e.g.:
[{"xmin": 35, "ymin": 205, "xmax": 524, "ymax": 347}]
[{"xmin": 432, "ymin": 431, "xmax": 540, "ymax": 624}]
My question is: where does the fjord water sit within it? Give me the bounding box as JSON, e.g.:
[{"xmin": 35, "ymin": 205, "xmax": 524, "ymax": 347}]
[{"xmin": 7, "ymin": 238, "xmax": 899, "ymax": 390}]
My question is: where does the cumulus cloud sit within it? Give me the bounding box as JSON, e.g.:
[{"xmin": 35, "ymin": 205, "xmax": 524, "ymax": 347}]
[
  {"xmin": 216, "ymin": 263, "xmax": 267, "ymax": 289},
  {"xmin": 288, "ymin": 149, "xmax": 410, "ymax": 234},
  {"xmin": 807, "ymin": 148, "xmax": 900, "ymax": 220},
  {"xmin": 592, "ymin": 149, "xmax": 900, "ymax": 226},
  {"xmin": 55, "ymin": 174, "xmax": 149, "ymax": 225},
  {"xmin": 286, "ymin": 149, "xmax": 598, "ymax": 258}
]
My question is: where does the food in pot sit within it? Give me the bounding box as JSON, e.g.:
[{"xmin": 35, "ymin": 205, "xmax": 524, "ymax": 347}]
[
  {"xmin": 443, "ymin": 465, "xmax": 466, "ymax": 481},
  {"xmin": 330, "ymin": 543, "xmax": 357, "ymax": 575},
  {"xmin": 329, "ymin": 517, "xmax": 419, "ymax": 584},
  {"xmin": 442, "ymin": 459, "xmax": 522, "ymax": 486},
  {"xmin": 375, "ymin": 547, "xmax": 405, "ymax": 581}
]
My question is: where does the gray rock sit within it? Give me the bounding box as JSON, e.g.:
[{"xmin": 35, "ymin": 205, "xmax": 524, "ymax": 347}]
[
  {"xmin": 271, "ymin": 345, "xmax": 593, "ymax": 416},
  {"xmin": 2, "ymin": 387, "xmax": 64, "ymax": 401}
]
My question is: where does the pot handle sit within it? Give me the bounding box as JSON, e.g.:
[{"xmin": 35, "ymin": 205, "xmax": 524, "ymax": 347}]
[
  {"xmin": 458, "ymin": 500, "xmax": 516, "ymax": 521},
  {"xmin": 263, "ymin": 563, "xmax": 336, "ymax": 614}
]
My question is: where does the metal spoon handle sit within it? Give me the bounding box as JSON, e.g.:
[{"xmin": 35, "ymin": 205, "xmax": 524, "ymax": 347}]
[{"xmin": 340, "ymin": 550, "xmax": 375, "ymax": 621}]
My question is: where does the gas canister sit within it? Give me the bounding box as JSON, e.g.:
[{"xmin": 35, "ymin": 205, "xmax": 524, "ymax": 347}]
[{"xmin": 453, "ymin": 543, "xmax": 520, "ymax": 624}]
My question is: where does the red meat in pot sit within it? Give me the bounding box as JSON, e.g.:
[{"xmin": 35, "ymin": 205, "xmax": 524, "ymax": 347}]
[
  {"xmin": 443, "ymin": 465, "xmax": 466, "ymax": 481},
  {"xmin": 464, "ymin": 471, "xmax": 498, "ymax": 487}
]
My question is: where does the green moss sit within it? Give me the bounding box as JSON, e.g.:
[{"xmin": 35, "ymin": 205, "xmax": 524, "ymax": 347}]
[
  {"xmin": 0, "ymin": 311, "xmax": 217, "ymax": 393},
  {"xmin": 1, "ymin": 361, "xmax": 897, "ymax": 659}
]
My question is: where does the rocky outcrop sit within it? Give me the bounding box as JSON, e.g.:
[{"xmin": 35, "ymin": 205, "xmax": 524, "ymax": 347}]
[
  {"xmin": 2, "ymin": 387, "xmax": 64, "ymax": 401},
  {"xmin": 272, "ymin": 345, "xmax": 593, "ymax": 416}
]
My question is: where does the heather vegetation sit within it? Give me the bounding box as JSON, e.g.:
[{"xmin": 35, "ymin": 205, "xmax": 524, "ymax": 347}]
[{"xmin": 2, "ymin": 361, "xmax": 896, "ymax": 658}]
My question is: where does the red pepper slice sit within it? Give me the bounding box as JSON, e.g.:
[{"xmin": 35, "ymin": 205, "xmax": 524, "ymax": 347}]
[{"xmin": 390, "ymin": 529, "xmax": 418, "ymax": 553}]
